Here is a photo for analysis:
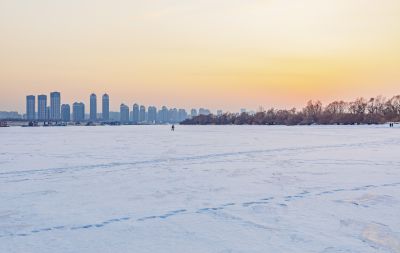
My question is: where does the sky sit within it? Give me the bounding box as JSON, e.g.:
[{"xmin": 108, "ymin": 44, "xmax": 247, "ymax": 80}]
[{"xmin": 0, "ymin": 0, "xmax": 400, "ymax": 112}]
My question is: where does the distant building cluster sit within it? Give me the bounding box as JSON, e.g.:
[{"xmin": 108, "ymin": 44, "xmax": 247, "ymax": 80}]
[
  {"xmin": 26, "ymin": 92, "xmax": 62, "ymax": 122},
  {"xmin": 24, "ymin": 92, "xmax": 214, "ymax": 124},
  {"xmin": 0, "ymin": 111, "xmax": 22, "ymax": 119}
]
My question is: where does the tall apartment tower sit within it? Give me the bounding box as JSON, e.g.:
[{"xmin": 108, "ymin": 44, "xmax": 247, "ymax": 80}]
[
  {"xmin": 50, "ymin": 92, "xmax": 61, "ymax": 121},
  {"xmin": 147, "ymin": 106, "xmax": 157, "ymax": 124},
  {"xmin": 132, "ymin": 104, "xmax": 139, "ymax": 123},
  {"xmin": 102, "ymin": 94, "xmax": 109, "ymax": 121},
  {"xmin": 120, "ymin": 104, "xmax": 130, "ymax": 123},
  {"xmin": 178, "ymin": 109, "xmax": 188, "ymax": 122},
  {"xmin": 139, "ymin": 105, "xmax": 146, "ymax": 123},
  {"xmin": 169, "ymin": 108, "xmax": 178, "ymax": 123},
  {"xmin": 37, "ymin": 95, "xmax": 47, "ymax": 121},
  {"xmin": 90, "ymin": 93, "xmax": 97, "ymax": 121},
  {"xmin": 191, "ymin": 109, "xmax": 198, "ymax": 118},
  {"xmin": 26, "ymin": 95, "xmax": 36, "ymax": 120},
  {"xmin": 73, "ymin": 102, "xmax": 85, "ymax": 122},
  {"xmin": 159, "ymin": 106, "xmax": 168, "ymax": 123},
  {"xmin": 61, "ymin": 104, "xmax": 71, "ymax": 122},
  {"xmin": 199, "ymin": 108, "xmax": 210, "ymax": 116}
]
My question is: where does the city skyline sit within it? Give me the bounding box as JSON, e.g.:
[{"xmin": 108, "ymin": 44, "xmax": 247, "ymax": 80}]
[
  {"xmin": 7, "ymin": 88, "xmax": 272, "ymax": 114},
  {"xmin": 20, "ymin": 91, "xmax": 212, "ymax": 123},
  {"xmin": 1, "ymin": 0, "xmax": 400, "ymax": 112}
]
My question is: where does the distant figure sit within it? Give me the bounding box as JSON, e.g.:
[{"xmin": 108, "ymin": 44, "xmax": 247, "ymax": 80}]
[{"xmin": 171, "ymin": 124, "xmax": 175, "ymax": 131}]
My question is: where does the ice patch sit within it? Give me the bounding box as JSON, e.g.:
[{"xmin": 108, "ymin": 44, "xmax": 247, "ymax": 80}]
[{"xmin": 362, "ymin": 224, "xmax": 400, "ymax": 252}]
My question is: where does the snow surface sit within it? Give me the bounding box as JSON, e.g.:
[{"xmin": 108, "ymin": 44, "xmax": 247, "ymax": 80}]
[{"xmin": 0, "ymin": 125, "xmax": 399, "ymax": 253}]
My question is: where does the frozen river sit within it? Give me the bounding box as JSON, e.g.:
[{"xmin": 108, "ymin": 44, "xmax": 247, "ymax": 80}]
[{"xmin": 0, "ymin": 125, "xmax": 399, "ymax": 253}]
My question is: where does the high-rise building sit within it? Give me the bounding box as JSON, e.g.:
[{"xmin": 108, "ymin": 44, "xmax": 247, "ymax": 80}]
[
  {"xmin": 37, "ymin": 95, "xmax": 47, "ymax": 121},
  {"xmin": 158, "ymin": 106, "xmax": 168, "ymax": 123},
  {"xmin": 178, "ymin": 109, "xmax": 188, "ymax": 122},
  {"xmin": 102, "ymin": 94, "xmax": 109, "ymax": 121},
  {"xmin": 147, "ymin": 106, "xmax": 157, "ymax": 124},
  {"xmin": 139, "ymin": 105, "xmax": 146, "ymax": 123},
  {"xmin": 157, "ymin": 110, "xmax": 162, "ymax": 123},
  {"xmin": 168, "ymin": 109, "xmax": 173, "ymax": 122},
  {"xmin": 132, "ymin": 103, "xmax": 139, "ymax": 123},
  {"xmin": 50, "ymin": 92, "xmax": 61, "ymax": 121},
  {"xmin": 120, "ymin": 104, "xmax": 129, "ymax": 123},
  {"xmin": 166, "ymin": 108, "xmax": 178, "ymax": 123},
  {"xmin": 73, "ymin": 102, "xmax": 85, "ymax": 122},
  {"xmin": 191, "ymin": 109, "xmax": 198, "ymax": 118},
  {"xmin": 199, "ymin": 108, "xmax": 210, "ymax": 116},
  {"xmin": 26, "ymin": 95, "xmax": 35, "ymax": 120},
  {"xmin": 61, "ymin": 104, "xmax": 71, "ymax": 122},
  {"xmin": 90, "ymin": 93, "xmax": 97, "ymax": 121},
  {"xmin": 129, "ymin": 111, "xmax": 134, "ymax": 121}
]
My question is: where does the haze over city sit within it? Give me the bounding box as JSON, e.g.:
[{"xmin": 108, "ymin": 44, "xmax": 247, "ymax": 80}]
[{"xmin": 1, "ymin": 0, "xmax": 400, "ymax": 112}]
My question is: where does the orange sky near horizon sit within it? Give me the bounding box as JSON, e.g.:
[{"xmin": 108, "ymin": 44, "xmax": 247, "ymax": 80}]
[{"xmin": 0, "ymin": 0, "xmax": 399, "ymax": 112}]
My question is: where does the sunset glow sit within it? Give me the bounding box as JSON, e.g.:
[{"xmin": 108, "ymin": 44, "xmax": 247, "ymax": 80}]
[{"xmin": 1, "ymin": 0, "xmax": 399, "ymax": 111}]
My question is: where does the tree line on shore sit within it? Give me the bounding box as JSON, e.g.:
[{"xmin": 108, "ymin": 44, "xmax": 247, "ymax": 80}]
[{"xmin": 181, "ymin": 95, "xmax": 400, "ymax": 125}]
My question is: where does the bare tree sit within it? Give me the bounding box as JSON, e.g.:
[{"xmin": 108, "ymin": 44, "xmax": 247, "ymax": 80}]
[{"xmin": 181, "ymin": 95, "xmax": 400, "ymax": 125}]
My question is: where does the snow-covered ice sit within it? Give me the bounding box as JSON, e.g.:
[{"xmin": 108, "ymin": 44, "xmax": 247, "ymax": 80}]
[{"xmin": 0, "ymin": 125, "xmax": 399, "ymax": 253}]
